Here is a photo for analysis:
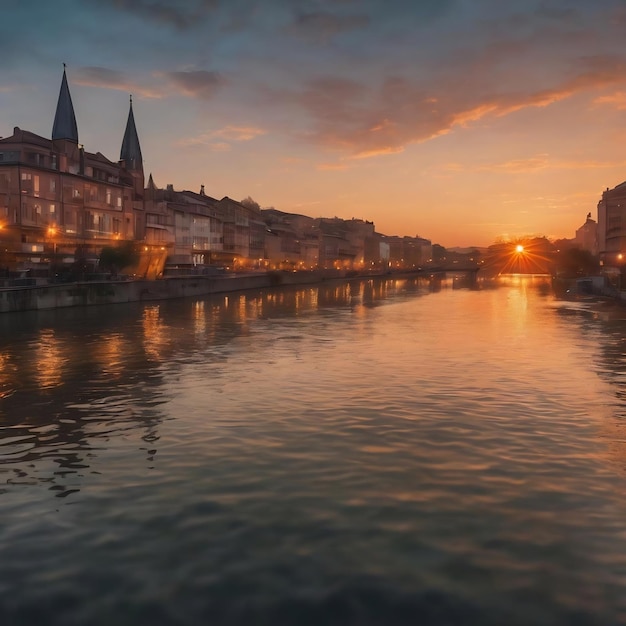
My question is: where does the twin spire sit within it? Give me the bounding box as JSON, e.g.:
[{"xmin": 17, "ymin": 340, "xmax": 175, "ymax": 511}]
[
  {"xmin": 52, "ymin": 65, "xmax": 143, "ymax": 172},
  {"xmin": 52, "ymin": 64, "xmax": 78, "ymax": 143},
  {"xmin": 120, "ymin": 95, "xmax": 143, "ymax": 173}
]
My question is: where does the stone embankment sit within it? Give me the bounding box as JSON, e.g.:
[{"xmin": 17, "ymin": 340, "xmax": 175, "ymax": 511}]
[{"xmin": 0, "ymin": 269, "xmax": 387, "ymax": 314}]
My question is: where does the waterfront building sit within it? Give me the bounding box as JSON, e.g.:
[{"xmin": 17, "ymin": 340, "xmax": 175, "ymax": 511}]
[
  {"xmin": 383, "ymin": 235, "xmax": 433, "ymax": 269},
  {"xmin": 0, "ymin": 67, "xmax": 145, "ymax": 275},
  {"xmin": 218, "ymin": 196, "xmax": 265, "ymax": 266},
  {"xmin": 144, "ymin": 184, "xmax": 266, "ymax": 271},
  {"xmin": 144, "ymin": 174, "xmax": 175, "ymax": 250},
  {"xmin": 145, "ymin": 184, "xmax": 223, "ymax": 271},
  {"xmin": 0, "ymin": 68, "xmax": 439, "ymax": 279},
  {"xmin": 597, "ymin": 182, "xmax": 626, "ymax": 267},
  {"xmin": 574, "ymin": 212, "xmax": 598, "ymax": 256},
  {"xmin": 342, "ymin": 219, "xmax": 377, "ymax": 268},
  {"xmin": 260, "ymin": 211, "xmax": 393, "ymax": 270},
  {"xmin": 317, "ymin": 218, "xmax": 358, "ymax": 269},
  {"xmin": 262, "ymin": 208, "xmax": 308, "ymax": 269}
]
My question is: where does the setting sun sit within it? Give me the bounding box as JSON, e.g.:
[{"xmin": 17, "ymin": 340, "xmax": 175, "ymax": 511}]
[{"xmin": 516, "ymin": 245, "xmax": 524, "ymax": 253}]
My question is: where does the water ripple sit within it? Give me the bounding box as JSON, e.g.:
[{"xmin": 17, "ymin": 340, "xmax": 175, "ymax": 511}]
[{"xmin": 1, "ymin": 281, "xmax": 626, "ymax": 625}]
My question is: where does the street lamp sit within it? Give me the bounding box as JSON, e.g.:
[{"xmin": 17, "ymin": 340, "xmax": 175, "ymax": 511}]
[
  {"xmin": 47, "ymin": 226, "xmax": 57, "ymax": 255},
  {"xmin": 45, "ymin": 226, "xmax": 58, "ymax": 281}
]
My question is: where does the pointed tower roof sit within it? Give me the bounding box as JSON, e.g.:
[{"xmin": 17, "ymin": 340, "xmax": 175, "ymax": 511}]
[
  {"xmin": 120, "ymin": 95, "xmax": 143, "ymax": 172},
  {"xmin": 52, "ymin": 64, "xmax": 79, "ymax": 143},
  {"xmin": 147, "ymin": 172, "xmax": 156, "ymax": 190}
]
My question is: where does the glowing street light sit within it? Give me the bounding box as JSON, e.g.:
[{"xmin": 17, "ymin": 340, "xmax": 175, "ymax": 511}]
[{"xmin": 47, "ymin": 226, "xmax": 58, "ymax": 257}]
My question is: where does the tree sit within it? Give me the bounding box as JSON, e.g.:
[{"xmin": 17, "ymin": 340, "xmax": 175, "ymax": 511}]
[
  {"xmin": 432, "ymin": 244, "xmax": 447, "ymax": 263},
  {"xmin": 240, "ymin": 196, "xmax": 261, "ymax": 212},
  {"xmin": 99, "ymin": 241, "xmax": 140, "ymax": 276},
  {"xmin": 554, "ymin": 246, "xmax": 599, "ymax": 277}
]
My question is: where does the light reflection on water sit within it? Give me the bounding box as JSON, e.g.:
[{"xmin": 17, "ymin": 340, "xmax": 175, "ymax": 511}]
[{"xmin": 1, "ymin": 277, "xmax": 626, "ymax": 625}]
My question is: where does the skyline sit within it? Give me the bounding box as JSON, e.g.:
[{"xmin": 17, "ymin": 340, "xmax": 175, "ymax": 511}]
[{"xmin": 2, "ymin": 1, "xmax": 626, "ymax": 247}]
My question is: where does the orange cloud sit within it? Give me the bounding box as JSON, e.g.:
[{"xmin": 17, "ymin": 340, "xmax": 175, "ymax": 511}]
[
  {"xmin": 212, "ymin": 126, "xmax": 266, "ymax": 141},
  {"xmin": 280, "ymin": 54, "xmax": 626, "ymax": 158},
  {"xmin": 594, "ymin": 90, "xmax": 626, "ymax": 110},
  {"xmin": 178, "ymin": 125, "xmax": 266, "ymax": 148},
  {"xmin": 74, "ymin": 66, "xmax": 162, "ymax": 98},
  {"xmin": 480, "ymin": 155, "xmax": 626, "ymax": 173},
  {"xmin": 351, "ymin": 146, "xmax": 405, "ymax": 160}
]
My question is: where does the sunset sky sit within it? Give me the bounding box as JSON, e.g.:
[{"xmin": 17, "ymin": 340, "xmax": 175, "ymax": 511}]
[{"xmin": 2, "ymin": 0, "xmax": 626, "ymax": 247}]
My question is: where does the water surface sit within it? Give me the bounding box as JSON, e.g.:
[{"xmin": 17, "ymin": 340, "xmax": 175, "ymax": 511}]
[{"xmin": 1, "ymin": 277, "xmax": 625, "ymax": 625}]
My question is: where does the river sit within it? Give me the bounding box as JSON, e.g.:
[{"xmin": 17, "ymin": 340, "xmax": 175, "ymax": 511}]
[{"xmin": 1, "ymin": 276, "xmax": 625, "ymax": 625}]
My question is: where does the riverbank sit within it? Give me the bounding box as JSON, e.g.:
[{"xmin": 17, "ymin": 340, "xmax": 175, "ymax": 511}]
[{"xmin": 0, "ymin": 268, "xmax": 412, "ymax": 314}]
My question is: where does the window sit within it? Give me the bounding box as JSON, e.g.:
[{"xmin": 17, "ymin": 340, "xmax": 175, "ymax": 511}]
[
  {"xmin": 27, "ymin": 152, "xmax": 41, "ymax": 165},
  {"xmin": 21, "ymin": 173, "xmax": 33, "ymax": 194}
]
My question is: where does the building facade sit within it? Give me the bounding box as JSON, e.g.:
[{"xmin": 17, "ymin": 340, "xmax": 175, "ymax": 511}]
[
  {"xmin": 0, "ymin": 68, "xmax": 144, "ymax": 275},
  {"xmin": 0, "ymin": 68, "xmax": 437, "ymax": 279},
  {"xmin": 574, "ymin": 212, "xmax": 598, "ymax": 256},
  {"xmin": 597, "ymin": 182, "xmax": 626, "ymax": 266}
]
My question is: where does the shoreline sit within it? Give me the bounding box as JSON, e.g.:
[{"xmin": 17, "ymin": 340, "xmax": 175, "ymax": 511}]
[{"xmin": 0, "ymin": 268, "xmax": 445, "ymax": 314}]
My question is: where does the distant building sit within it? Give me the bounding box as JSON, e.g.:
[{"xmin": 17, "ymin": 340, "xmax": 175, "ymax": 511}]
[
  {"xmin": 383, "ymin": 235, "xmax": 432, "ymax": 268},
  {"xmin": 574, "ymin": 212, "xmax": 598, "ymax": 255}
]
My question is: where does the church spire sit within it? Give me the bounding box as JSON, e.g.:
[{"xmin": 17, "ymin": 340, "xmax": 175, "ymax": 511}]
[
  {"xmin": 120, "ymin": 95, "xmax": 143, "ymax": 173},
  {"xmin": 52, "ymin": 64, "xmax": 78, "ymax": 143}
]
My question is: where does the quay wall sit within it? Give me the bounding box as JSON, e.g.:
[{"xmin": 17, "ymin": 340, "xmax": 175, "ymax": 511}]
[{"xmin": 0, "ymin": 270, "xmax": 344, "ymax": 314}]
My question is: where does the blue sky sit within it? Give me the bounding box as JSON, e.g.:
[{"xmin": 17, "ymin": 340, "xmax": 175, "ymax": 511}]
[{"xmin": 2, "ymin": 0, "xmax": 626, "ymax": 246}]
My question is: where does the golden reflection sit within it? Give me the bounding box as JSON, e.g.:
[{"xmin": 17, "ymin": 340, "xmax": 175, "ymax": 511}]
[
  {"xmin": 238, "ymin": 294, "xmax": 247, "ymax": 328},
  {"xmin": 34, "ymin": 329, "xmax": 67, "ymax": 389},
  {"xmin": 205, "ymin": 304, "xmax": 221, "ymax": 342},
  {"xmin": 95, "ymin": 332, "xmax": 125, "ymax": 379},
  {"xmin": 0, "ymin": 351, "xmax": 18, "ymax": 398},
  {"xmin": 193, "ymin": 301, "xmax": 206, "ymax": 337},
  {"xmin": 247, "ymin": 296, "xmax": 261, "ymax": 320},
  {"xmin": 142, "ymin": 305, "xmax": 167, "ymax": 361}
]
